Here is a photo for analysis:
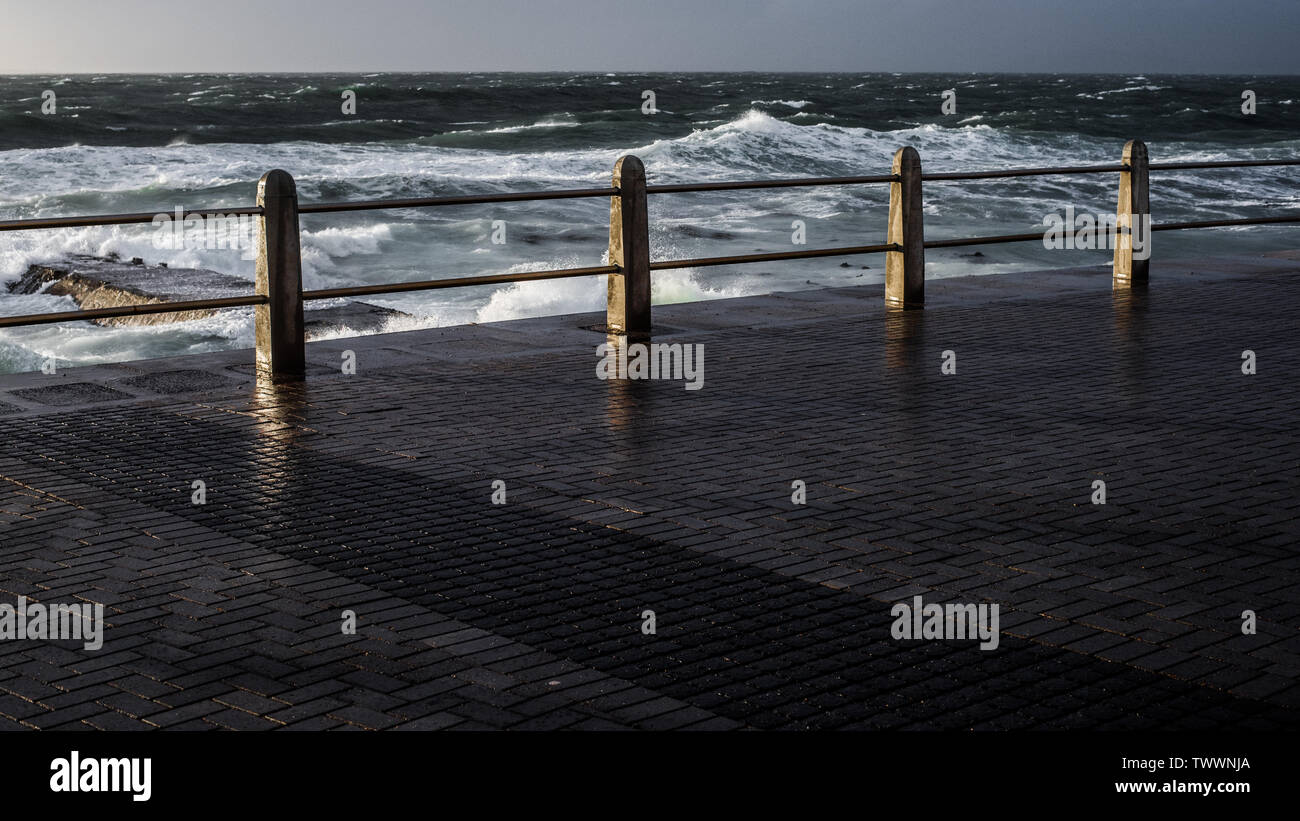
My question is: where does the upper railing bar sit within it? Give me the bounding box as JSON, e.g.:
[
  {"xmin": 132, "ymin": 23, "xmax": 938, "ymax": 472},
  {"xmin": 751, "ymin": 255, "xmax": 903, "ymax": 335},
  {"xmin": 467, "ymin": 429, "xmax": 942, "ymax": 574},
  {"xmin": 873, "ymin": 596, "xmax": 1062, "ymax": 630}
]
[
  {"xmin": 6, "ymin": 159, "xmax": 1297, "ymax": 231},
  {"xmin": 0, "ymin": 206, "xmax": 264, "ymax": 232},
  {"xmin": 298, "ymin": 187, "xmax": 619, "ymax": 214},
  {"xmin": 646, "ymin": 175, "xmax": 898, "ymax": 194},
  {"xmin": 302, "ymin": 264, "xmax": 620, "ymax": 301},
  {"xmin": 648, "ymin": 243, "xmax": 897, "ymax": 271},
  {"xmin": 922, "ymin": 158, "xmax": 1300, "ymax": 183}
]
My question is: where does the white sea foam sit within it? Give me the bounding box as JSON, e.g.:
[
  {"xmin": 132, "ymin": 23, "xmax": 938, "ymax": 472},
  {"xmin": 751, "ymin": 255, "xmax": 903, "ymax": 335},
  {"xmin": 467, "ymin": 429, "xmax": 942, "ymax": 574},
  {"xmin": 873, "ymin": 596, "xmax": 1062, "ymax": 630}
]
[
  {"xmin": 475, "ymin": 264, "xmax": 747, "ymax": 324},
  {"xmin": 483, "ymin": 117, "xmax": 582, "ymax": 134}
]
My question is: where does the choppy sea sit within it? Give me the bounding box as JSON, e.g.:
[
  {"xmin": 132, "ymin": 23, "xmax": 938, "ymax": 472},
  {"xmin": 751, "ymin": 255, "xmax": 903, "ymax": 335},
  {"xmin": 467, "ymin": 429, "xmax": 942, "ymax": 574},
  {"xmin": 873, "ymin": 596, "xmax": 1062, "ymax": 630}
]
[{"xmin": 0, "ymin": 72, "xmax": 1295, "ymax": 371}]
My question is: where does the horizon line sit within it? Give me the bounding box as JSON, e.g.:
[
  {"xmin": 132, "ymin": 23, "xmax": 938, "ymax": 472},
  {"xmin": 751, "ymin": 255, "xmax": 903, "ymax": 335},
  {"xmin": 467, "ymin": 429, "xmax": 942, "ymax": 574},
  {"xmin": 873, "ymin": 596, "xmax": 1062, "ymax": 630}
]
[{"xmin": 3, "ymin": 70, "xmax": 1298, "ymax": 78}]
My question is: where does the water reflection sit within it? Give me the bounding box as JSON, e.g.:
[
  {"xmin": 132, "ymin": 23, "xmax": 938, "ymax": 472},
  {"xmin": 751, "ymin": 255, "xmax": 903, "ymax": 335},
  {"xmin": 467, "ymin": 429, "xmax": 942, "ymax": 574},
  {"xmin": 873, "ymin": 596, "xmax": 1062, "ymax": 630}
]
[
  {"xmin": 1112, "ymin": 281, "xmax": 1149, "ymax": 393},
  {"xmin": 883, "ymin": 306, "xmax": 932, "ymax": 444},
  {"xmin": 602, "ymin": 335, "xmax": 657, "ymax": 454},
  {"xmin": 884, "ymin": 307, "xmax": 927, "ymax": 371},
  {"xmin": 249, "ymin": 373, "xmax": 312, "ymax": 514}
]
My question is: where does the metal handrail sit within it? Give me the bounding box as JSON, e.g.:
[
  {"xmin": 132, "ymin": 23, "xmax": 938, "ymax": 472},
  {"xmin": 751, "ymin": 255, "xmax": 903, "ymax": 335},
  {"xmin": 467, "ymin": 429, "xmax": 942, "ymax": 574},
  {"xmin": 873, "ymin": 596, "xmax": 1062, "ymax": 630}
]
[
  {"xmin": 0, "ymin": 294, "xmax": 267, "ymax": 328},
  {"xmin": 0, "ymin": 153, "xmax": 1294, "ymax": 345},
  {"xmin": 1149, "ymin": 159, "xmax": 1300, "ymax": 171},
  {"xmin": 922, "ymin": 164, "xmax": 1129, "ymax": 181},
  {"xmin": 1, "ymin": 157, "xmax": 1293, "ymax": 232},
  {"xmin": 0, "ymin": 206, "xmax": 263, "ymax": 233},
  {"xmin": 302, "ymin": 264, "xmax": 619, "ymax": 301},
  {"xmin": 1151, "ymin": 215, "xmax": 1300, "ymax": 232},
  {"xmin": 646, "ymin": 174, "xmax": 897, "ymax": 193},
  {"xmin": 649, "ymin": 243, "xmax": 898, "ymax": 271},
  {"xmin": 298, "ymin": 186, "xmax": 620, "ymax": 214}
]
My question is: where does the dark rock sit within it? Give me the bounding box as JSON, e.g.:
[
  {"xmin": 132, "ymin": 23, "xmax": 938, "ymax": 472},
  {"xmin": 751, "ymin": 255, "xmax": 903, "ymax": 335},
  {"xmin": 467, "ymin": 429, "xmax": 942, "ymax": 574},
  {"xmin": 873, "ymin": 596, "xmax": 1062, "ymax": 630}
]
[
  {"xmin": 676, "ymin": 224, "xmax": 735, "ymax": 240},
  {"xmin": 9, "ymin": 254, "xmax": 253, "ymax": 325},
  {"xmin": 8, "ymin": 254, "xmax": 409, "ymax": 338},
  {"xmin": 303, "ymin": 303, "xmax": 409, "ymax": 336}
]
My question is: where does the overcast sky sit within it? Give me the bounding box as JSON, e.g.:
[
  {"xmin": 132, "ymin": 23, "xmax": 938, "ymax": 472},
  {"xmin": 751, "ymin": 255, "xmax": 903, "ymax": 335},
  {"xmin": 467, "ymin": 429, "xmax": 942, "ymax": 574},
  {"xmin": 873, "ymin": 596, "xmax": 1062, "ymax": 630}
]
[{"xmin": 3, "ymin": 0, "xmax": 1297, "ymax": 74}]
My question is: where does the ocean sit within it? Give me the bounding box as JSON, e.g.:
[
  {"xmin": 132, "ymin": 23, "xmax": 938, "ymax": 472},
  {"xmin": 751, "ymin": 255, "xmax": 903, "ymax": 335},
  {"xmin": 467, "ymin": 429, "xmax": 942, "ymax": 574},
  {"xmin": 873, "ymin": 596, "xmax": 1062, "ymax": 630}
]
[{"xmin": 0, "ymin": 72, "xmax": 1296, "ymax": 372}]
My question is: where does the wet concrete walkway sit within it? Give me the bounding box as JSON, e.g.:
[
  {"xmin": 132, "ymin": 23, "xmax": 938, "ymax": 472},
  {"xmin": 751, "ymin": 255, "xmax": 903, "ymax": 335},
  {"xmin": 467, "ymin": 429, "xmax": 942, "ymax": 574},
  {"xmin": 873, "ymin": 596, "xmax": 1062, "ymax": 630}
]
[{"xmin": 1, "ymin": 252, "xmax": 1297, "ymax": 730}]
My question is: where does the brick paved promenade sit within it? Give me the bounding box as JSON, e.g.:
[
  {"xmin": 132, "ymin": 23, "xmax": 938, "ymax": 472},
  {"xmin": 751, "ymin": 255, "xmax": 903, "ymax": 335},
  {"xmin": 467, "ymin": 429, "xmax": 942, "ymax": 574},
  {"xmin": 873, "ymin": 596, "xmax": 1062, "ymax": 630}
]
[{"xmin": 1, "ymin": 253, "xmax": 1298, "ymax": 730}]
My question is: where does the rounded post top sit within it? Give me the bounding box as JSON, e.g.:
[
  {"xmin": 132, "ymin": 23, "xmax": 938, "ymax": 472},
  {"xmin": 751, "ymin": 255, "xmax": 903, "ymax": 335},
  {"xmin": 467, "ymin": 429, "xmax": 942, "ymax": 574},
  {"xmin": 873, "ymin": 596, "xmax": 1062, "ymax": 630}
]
[
  {"xmin": 613, "ymin": 155, "xmax": 646, "ymax": 186},
  {"xmin": 892, "ymin": 146, "xmax": 921, "ymax": 173},
  {"xmin": 257, "ymin": 169, "xmax": 298, "ymax": 202},
  {"xmin": 1122, "ymin": 139, "xmax": 1149, "ymax": 164}
]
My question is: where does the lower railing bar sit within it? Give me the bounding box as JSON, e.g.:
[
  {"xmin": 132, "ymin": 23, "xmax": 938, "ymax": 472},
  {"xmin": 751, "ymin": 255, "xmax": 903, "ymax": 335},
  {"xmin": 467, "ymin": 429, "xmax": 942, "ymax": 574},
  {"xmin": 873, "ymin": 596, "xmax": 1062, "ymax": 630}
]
[
  {"xmin": 1151, "ymin": 216, "xmax": 1300, "ymax": 231},
  {"xmin": 926, "ymin": 216, "xmax": 1299, "ymax": 251},
  {"xmin": 302, "ymin": 264, "xmax": 620, "ymax": 301},
  {"xmin": 0, "ymin": 294, "xmax": 268, "ymax": 328},
  {"xmin": 648, "ymin": 243, "xmax": 898, "ymax": 271},
  {"xmin": 924, "ymin": 232, "xmax": 1047, "ymax": 249}
]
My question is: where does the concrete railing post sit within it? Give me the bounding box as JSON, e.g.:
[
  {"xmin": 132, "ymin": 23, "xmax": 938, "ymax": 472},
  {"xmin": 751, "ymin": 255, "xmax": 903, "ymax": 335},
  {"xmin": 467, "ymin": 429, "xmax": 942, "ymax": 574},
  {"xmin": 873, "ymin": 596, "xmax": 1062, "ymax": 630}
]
[
  {"xmin": 255, "ymin": 169, "xmax": 305, "ymax": 379},
  {"xmin": 886, "ymin": 146, "xmax": 925, "ymax": 308},
  {"xmin": 1113, "ymin": 139, "xmax": 1150, "ymax": 288},
  {"xmin": 607, "ymin": 155, "xmax": 651, "ymax": 339}
]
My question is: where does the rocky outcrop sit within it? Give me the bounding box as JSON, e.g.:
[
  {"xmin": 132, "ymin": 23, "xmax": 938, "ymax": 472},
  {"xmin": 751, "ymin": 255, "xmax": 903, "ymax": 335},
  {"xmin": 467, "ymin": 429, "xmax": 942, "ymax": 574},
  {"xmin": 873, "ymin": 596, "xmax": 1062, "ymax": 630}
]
[{"xmin": 9, "ymin": 254, "xmax": 408, "ymax": 337}]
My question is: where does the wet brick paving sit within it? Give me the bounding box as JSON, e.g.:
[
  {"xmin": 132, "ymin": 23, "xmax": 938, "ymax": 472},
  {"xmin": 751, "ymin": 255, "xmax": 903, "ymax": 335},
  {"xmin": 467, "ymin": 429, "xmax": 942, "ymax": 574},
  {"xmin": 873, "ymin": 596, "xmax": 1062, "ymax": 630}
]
[{"xmin": 1, "ymin": 268, "xmax": 1297, "ymax": 729}]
